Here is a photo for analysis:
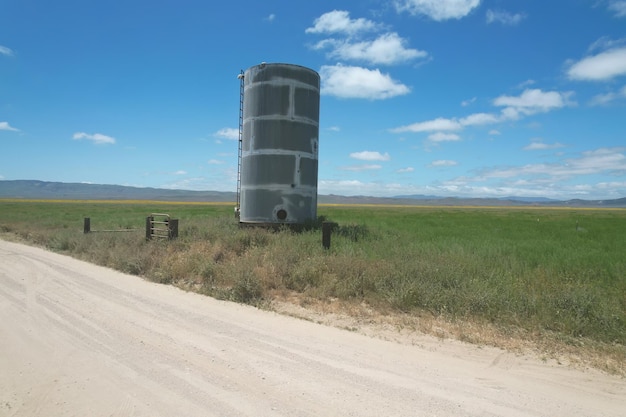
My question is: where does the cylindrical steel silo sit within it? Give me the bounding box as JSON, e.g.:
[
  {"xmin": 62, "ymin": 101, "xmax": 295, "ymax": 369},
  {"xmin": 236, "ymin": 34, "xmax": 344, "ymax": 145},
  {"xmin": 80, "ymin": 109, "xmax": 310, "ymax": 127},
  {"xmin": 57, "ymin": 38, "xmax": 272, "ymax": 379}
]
[{"xmin": 239, "ymin": 63, "xmax": 320, "ymax": 225}]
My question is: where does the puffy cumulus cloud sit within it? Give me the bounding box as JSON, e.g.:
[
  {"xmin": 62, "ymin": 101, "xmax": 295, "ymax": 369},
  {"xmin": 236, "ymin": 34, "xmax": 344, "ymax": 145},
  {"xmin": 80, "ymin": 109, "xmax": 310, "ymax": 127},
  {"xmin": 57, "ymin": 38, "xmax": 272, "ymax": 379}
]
[
  {"xmin": 391, "ymin": 88, "xmax": 574, "ymax": 137},
  {"xmin": 307, "ymin": 11, "xmax": 427, "ymax": 66},
  {"xmin": 493, "ymin": 89, "xmax": 575, "ymax": 119},
  {"xmin": 72, "ymin": 132, "xmax": 116, "ymax": 145},
  {"xmin": 317, "ymin": 32, "xmax": 427, "ymax": 65},
  {"xmin": 0, "ymin": 121, "xmax": 19, "ymax": 131},
  {"xmin": 305, "ymin": 10, "xmax": 380, "ymax": 36},
  {"xmin": 485, "ymin": 9, "xmax": 526, "ymax": 25},
  {"xmin": 350, "ymin": 151, "xmax": 391, "ymax": 161},
  {"xmin": 214, "ymin": 127, "xmax": 239, "ymax": 140},
  {"xmin": 567, "ymin": 47, "xmax": 626, "ymax": 81},
  {"xmin": 394, "ymin": 0, "xmax": 481, "ymax": 21},
  {"xmin": 320, "ymin": 64, "xmax": 410, "ymax": 100}
]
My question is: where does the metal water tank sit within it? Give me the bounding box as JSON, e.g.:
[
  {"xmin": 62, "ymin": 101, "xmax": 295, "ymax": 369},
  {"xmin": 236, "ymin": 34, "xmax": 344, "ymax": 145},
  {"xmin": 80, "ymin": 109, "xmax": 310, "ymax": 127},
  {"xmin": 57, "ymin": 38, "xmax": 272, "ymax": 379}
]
[{"xmin": 240, "ymin": 63, "xmax": 320, "ymax": 225}]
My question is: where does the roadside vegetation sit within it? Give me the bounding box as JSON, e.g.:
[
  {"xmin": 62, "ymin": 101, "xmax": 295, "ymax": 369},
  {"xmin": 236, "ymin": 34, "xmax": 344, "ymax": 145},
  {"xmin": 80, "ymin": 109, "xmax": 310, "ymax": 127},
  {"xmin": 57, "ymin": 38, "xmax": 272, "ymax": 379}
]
[{"xmin": 1, "ymin": 199, "xmax": 624, "ymax": 375}]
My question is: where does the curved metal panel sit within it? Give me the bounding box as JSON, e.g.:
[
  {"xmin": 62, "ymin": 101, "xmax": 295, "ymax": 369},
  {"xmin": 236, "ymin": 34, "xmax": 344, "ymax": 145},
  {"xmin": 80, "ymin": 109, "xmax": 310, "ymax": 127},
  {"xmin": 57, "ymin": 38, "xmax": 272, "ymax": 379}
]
[{"xmin": 240, "ymin": 63, "xmax": 320, "ymax": 225}]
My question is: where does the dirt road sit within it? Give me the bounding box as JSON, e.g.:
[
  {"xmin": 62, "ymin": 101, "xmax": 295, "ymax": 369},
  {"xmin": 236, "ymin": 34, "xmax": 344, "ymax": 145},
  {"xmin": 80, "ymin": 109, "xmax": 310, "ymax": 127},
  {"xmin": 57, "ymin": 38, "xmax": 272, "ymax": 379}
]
[{"xmin": 0, "ymin": 240, "xmax": 624, "ymax": 416}]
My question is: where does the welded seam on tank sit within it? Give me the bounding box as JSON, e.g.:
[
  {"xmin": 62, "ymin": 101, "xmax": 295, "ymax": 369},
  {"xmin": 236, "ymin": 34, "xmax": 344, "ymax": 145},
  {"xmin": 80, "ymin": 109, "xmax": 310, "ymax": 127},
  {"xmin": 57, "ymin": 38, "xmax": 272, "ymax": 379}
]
[
  {"xmin": 244, "ymin": 78, "xmax": 318, "ymax": 91},
  {"xmin": 241, "ymin": 148, "xmax": 317, "ymax": 158},
  {"xmin": 240, "ymin": 184, "xmax": 317, "ymax": 193},
  {"xmin": 243, "ymin": 114, "xmax": 319, "ymax": 127}
]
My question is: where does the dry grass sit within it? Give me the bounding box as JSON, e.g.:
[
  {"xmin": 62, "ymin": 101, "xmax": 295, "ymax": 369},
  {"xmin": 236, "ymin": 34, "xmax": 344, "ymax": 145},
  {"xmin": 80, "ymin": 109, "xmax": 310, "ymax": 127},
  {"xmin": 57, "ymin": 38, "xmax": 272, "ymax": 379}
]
[
  {"xmin": 1, "ymin": 200, "xmax": 625, "ymax": 376},
  {"xmin": 270, "ymin": 294, "xmax": 625, "ymax": 376}
]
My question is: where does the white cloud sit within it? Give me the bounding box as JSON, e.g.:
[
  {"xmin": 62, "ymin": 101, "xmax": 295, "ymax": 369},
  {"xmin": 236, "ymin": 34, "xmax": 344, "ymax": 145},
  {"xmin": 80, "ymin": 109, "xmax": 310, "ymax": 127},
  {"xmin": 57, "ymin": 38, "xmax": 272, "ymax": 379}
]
[
  {"xmin": 350, "ymin": 151, "xmax": 391, "ymax": 161},
  {"xmin": 72, "ymin": 132, "xmax": 116, "ymax": 145},
  {"xmin": 589, "ymin": 85, "xmax": 626, "ymax": 105},
  {"xmin": 517, "ymin": 79, "xmax": 536, "ymax": 89},
  {"xmin": 567, "ymin": 47, "xmax": 626, "ymax": 81},
  {"xmin": 341, "ymin": 164, "xmax": 383, "ymax": 171},
  {"xmin": 174, "ymin": 170, "xmax": 187, "ymax": 175},
  {"xmin": 266, "ymin": 13, "xmax": 276, "ymax": 22},
  {"xmin": 459, "ymin": 112, "xmax": 500, "ymax": 126},
  {"xmin": 596, "ymin": 180, "xmax": 626, "ymax": 190},
  {"xmin": 0, "ymin": 121, "xmax": 19, "ymax": 132},
  {"xmin": 428, "ymin": 132, "xmax": 461, "ymax": 142},
  {"xmin": 523, "ymin": 139, "xmax": 565, "ymax": 151},
  {"xmin": 0, "ymin": 45, "xmax": 14, "ymax": 56},
  {"xmin": 430, "ymin": 160, "xmax": 458, "ymax": 167},
  {"xmin": 214, "ymin": 127, "xmax": 239, "ymax": 140},
  {"xmin": 320, "ymin": 147, "xmax": 626, "ymax": 197},
  {"xmin": 461, "ymin": 97, "xmax": 476, "ymax": 106},
  {"xmin": 397, "ymin": 167, "xmax": 415, "ymax": 173},
  {"xmin": 307, "ymin": 11, "xmax": 427, "ymax": 66},
  {"xmin": 488, "ymin": 129, "xmax": 501, "ymax": 135},
  {"xmin": 486, "ymin": 9, "xmax": 526, "ymax": 25},
  {"xmin": 587, "ymin": 36, "xmax": 626, "ymax": 53},
  {"xmin": 306, "ymin": 10, "xmax": 380, "ymax": 35},
  {"xmin": 493, "ymin": 88, "xmax": 575, "ymax": 118},
  {"xmin": 394, "ymin": 0, "xmax": 481, "ymax": 21},
  {"xmin": 208, "ymin": 159, "xmax": 224, "ymax": 165},
  {"xmin": 480, "ymin": 147, "xmax": 626, "ymax": 179},
  {"xmin": 327, "ymin": 126, "xmax": 341, "ymax": 131},
  {"xmin": 318, "ymin": 32, "xmax": 427, "ymax": 65},
  {"xmin": 608, "ymin": 1, "xmax": 626, "ymax": 17},
  {"xmin": 320, "ymin": 64, "xmax": 410, "ymax": 100},
  {"xmin": 391, "ymin": 117, "xmax": 462, "ymax": 133},
  {"xmin": 391, "ymin": 89, "xmax": 574, "ymax": 137}
]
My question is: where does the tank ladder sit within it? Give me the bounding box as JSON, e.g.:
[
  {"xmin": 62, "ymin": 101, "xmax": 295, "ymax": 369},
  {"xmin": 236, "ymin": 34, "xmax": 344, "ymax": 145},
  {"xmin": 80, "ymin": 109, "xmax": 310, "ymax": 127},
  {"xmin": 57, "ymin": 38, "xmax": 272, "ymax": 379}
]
[{"xmin": 236, "ymin": 70, "xmax": 244, "ymax": 217}]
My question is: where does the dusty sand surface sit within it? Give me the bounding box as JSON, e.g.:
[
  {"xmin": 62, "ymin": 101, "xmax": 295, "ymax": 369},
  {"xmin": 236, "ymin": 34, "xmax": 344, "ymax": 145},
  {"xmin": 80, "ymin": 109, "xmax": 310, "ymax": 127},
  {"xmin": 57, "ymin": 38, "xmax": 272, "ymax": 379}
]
[{"xmin": 1, "ymin": 240, "xmax": 624, "ymax": 417}]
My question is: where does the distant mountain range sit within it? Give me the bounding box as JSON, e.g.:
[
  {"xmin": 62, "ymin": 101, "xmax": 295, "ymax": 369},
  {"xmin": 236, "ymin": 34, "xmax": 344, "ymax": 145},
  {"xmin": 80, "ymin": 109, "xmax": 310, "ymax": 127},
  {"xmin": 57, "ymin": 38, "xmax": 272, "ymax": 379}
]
[
  {"xmin": 0, "ymin": 180, "xmax": 236, "ymax": 202},
  {"xmin": 393, "ymin": 194, "xmax": 560, "ymax": 203},
  {"xmin": 1, "ymin": 180, "xmax": 625, "ymax": 208}
]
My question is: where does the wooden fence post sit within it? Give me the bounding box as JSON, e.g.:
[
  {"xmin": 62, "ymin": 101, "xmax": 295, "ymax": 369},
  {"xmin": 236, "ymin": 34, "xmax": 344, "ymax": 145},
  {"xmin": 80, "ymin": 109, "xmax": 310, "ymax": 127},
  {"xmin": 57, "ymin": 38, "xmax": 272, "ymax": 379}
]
[
  {"xmin": 146, "ymin": 216, "xmax": 153, "ymax": 240},
  {"xmin": 322, "ymin": 221, "xmax": 332, "ymax": 249},
  {"xmin": 169, "ymin": 219, "xmax": 178, "ymax": 239},
  {"xmin": 84, "ymin": 218, "xmax": 91, "ymax": 234}
]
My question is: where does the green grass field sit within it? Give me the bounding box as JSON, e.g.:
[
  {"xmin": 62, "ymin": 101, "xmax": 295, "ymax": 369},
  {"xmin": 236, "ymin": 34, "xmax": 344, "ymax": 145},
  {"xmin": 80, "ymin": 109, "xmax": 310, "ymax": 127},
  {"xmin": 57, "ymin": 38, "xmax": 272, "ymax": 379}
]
[{"xmin": 1, "ymin": 200, "xmax": 624, "ymax": 373}]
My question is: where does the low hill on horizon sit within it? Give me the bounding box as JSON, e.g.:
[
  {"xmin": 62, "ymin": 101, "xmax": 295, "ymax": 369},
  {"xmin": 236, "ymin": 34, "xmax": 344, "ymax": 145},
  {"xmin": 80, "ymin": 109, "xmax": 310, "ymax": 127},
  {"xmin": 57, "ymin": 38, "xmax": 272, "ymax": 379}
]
[{"xmin": 1, "ymin": 180, "xmax": 625, "ymax": 208}]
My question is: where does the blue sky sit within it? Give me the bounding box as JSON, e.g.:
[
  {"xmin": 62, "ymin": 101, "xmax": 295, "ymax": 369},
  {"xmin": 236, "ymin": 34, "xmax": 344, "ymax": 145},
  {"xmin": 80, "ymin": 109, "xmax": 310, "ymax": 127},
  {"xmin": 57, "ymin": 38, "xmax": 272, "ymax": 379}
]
[{"xmin": 1, "ymin": 0, "xmax": 626, "ymax": 200}]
